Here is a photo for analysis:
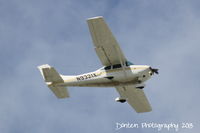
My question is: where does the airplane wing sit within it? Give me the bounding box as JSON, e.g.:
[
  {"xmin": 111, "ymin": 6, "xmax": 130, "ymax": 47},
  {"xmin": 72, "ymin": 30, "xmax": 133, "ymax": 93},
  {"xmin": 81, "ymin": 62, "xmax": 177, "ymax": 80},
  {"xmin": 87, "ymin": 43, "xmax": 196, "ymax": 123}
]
[
  {"xmin": 115, "ymin": 85, "xmax": 152, "ymax": 113},
  {"xmin": 87, "ymin": 16, "xmax": 127, "ymax": 66}
]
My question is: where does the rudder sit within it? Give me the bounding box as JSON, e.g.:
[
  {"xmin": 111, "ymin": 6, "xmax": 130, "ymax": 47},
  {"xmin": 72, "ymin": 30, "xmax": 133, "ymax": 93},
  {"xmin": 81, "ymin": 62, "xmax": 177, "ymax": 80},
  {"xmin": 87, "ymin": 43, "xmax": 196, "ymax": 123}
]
[{"xmin": 38, "ymin": 64, "xmax": 64, "ymax": 83}]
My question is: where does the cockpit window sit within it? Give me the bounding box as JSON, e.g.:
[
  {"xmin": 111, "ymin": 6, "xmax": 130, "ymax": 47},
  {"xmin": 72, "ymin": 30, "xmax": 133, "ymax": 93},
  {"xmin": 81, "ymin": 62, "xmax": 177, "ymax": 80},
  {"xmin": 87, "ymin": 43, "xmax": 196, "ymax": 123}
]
[
  {"xmin": 126, "ymin": 61, "xmax": 134, "ymax": 66},
  {"xmin": 113, "ymin": 64, "xmax": 122, "ymax": 69},
  {"xmin": 103, "ymin": 61, "xmax": 133, "ymax": 70}
]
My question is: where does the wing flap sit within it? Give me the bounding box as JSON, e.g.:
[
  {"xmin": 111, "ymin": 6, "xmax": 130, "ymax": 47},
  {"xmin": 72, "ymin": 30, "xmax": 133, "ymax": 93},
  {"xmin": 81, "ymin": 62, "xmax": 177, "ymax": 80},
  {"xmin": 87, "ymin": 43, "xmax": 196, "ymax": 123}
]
[
  {"xmin": 94, "ymin": 47, "xmax": 112, "ymax": 65},
  {"xmin": 116, "ymin": 85, "xmax": 152, "ymax": 113}
]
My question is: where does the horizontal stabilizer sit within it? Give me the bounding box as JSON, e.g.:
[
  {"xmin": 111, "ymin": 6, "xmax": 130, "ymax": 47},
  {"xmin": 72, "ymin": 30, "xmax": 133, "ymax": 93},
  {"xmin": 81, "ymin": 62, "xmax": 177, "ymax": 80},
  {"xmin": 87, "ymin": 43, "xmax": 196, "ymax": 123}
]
[{"xmin": 48, "ymin": 85, "xmax": 70, "ymax": 98}]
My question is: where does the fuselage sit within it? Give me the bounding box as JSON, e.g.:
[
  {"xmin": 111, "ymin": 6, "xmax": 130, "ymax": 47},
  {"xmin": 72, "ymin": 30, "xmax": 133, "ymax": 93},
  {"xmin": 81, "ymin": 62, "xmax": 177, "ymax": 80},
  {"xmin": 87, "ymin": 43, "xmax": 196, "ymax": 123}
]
[{"xmin": 58, "ymin": 65, "xmax": 153, "ymax": 87}]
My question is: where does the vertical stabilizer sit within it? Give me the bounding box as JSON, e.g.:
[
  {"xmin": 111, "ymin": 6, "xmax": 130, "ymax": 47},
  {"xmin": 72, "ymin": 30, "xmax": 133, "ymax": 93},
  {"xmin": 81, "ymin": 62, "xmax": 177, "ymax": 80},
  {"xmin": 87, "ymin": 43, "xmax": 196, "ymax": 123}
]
[{"xmin": 38, "ymin": 64, "xmax": 70, "ymax": 98}]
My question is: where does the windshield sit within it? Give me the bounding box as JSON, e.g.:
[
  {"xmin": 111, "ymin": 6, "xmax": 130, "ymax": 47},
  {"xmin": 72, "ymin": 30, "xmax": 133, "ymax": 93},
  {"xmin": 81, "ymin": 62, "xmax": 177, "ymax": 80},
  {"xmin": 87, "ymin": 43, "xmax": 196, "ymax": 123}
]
[{"xmin": 126, "ymin": 61, "xmax": 134, "ymax": 66}]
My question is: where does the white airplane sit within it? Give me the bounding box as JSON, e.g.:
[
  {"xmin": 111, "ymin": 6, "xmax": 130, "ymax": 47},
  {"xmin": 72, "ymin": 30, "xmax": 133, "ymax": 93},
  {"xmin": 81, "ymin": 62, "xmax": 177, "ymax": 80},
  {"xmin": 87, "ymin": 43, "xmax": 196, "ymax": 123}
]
[{"xmin": 38, "ymin": 16, "xmax": 158, "ymax": 113}]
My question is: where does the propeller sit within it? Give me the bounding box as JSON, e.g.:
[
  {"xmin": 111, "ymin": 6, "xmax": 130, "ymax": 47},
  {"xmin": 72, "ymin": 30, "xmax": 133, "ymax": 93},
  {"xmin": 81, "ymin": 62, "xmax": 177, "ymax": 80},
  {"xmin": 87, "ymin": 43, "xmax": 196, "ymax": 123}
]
[{"xmin": 149, "ymin": 67, "xmax": 159, "ymax": 75}]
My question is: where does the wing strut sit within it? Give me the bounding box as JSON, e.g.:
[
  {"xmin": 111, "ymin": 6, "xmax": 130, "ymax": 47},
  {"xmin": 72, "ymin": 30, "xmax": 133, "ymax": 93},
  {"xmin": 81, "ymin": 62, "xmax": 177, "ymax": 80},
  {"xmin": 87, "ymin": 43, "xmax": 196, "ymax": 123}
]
[{"xmin": 114, "ymin": 45, "xmax": 127, "ymax": 78}]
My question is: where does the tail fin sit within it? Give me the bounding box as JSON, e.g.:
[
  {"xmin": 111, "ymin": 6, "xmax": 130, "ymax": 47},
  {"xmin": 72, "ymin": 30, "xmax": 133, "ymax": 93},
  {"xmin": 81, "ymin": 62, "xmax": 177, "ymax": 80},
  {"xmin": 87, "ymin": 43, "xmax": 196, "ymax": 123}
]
[
  {"xmin": 38, "ymin": 64, "xmax": 70, "ymax": 98},
  {"xmin": 38, "ymin": 64, "xmax": 64, "ymax": 83}
]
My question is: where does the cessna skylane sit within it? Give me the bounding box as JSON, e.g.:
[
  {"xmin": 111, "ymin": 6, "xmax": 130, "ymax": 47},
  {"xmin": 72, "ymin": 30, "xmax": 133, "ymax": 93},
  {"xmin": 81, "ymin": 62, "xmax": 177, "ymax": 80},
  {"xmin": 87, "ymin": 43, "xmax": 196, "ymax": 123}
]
[{"xmin": 38, "ymin": 16, "xmax": 158, "ymax": 113}]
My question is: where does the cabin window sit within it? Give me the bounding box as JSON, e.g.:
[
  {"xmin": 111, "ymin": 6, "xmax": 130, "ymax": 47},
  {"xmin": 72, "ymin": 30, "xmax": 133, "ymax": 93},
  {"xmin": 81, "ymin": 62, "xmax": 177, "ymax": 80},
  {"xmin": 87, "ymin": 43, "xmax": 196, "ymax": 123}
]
[
  {"xmin": 113, "ymin": 64, "xmax": 122, "ymax": 69},
  {"xmin": 104, "ymin": 66, "xmax": 111, "ymax": 70},
  {"xmin": 104, "ymin": 62, "xmax": 133, "ymax": 70}
]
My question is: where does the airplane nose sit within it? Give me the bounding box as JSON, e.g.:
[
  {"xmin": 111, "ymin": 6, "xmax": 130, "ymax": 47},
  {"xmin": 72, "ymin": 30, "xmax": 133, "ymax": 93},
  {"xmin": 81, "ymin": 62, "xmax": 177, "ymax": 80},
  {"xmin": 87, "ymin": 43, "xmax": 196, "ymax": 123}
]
[{"xmin": 149, "ymin": 70, "xmax": 153, "ymax": 76}]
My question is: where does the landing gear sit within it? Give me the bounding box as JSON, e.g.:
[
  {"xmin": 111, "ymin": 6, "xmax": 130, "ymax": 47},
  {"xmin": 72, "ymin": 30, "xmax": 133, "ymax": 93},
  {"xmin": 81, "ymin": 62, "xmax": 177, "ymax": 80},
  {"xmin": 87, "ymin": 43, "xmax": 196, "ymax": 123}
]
[
  {"xmin": 138, "ymin": 80, "xmax": 142, "ymax": 84},
  {"xmin": 115, "ymin": 97, "xmax": 126, "ymax": 103},
  {"xmin": 136, "ymin": 86, "xmax": 144, "ymax": 89}
]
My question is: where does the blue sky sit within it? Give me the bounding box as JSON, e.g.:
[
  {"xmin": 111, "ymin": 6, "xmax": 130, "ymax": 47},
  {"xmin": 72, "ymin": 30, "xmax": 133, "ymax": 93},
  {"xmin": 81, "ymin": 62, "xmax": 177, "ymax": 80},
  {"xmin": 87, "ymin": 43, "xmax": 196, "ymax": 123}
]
[{"xmin": 0, "ymin": 0, "xmax": 200, "ymax": 133}]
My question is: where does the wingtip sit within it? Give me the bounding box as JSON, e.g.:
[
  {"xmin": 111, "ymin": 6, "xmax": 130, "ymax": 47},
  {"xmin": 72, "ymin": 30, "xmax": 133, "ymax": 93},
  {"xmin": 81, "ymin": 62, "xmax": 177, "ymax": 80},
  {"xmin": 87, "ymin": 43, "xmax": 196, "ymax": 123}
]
[
  {"xmin": 37, "ymin": 64, "xmax": 51, "ymax": 69},
  {"xmin": 87, "ymin": 16, "xmax": 103, "ymax": 21},
  {"xmin": 136, "ymin": 108, "xmax": 152, "ymax": 113}
]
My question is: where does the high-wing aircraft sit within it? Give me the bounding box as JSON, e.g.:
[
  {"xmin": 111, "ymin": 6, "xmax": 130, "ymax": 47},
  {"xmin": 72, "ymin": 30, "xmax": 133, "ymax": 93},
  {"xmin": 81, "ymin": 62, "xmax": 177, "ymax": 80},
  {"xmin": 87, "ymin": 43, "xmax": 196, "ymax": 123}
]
[{"xmin": 38, "ymin": 16, "xmax": 158, "ymax": 113}]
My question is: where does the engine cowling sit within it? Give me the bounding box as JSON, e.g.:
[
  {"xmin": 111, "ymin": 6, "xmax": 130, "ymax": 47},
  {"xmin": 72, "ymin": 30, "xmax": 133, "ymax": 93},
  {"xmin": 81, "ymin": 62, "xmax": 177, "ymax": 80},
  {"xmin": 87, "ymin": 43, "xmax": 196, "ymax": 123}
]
[{"xmin": 115, "ymin": 97, "xmax": 126, "ymax": 103}]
